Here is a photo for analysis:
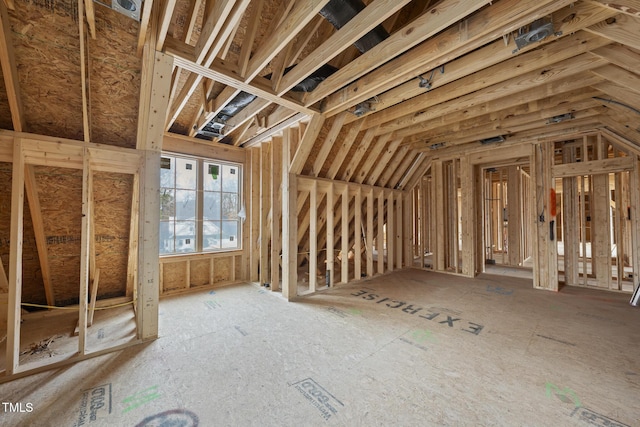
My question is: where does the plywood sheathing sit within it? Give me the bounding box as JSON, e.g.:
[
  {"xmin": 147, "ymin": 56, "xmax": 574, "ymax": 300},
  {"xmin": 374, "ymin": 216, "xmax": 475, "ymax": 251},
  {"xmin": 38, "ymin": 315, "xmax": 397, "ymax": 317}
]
[
  {"xmin": 10, "ymin": 0, "xmax": 83, "ymax": 141},
  {"xmin": 93, "ymin": 172, "xmax": 132, "ymax": 299},
  {"xmin": 162, "ymin": 261, "xmax": 187, "ymax": 293},
  {"xmin": 213, "ymin": 257, "xmax": 232, "ymax": 283},
  {"xmin": 7, "ymin": 1, "xmax": 143, "ymax": 147},
  {"xmin": 87, "ymin": 7, "xmax": 142, "ymax": 148},
  {"xmin": 189, "ymin": 258, "xmax": 209, "ymax": 287},
  {"xmin": 34, "ymin": 166, "xmax": 82, "ymax": 306},
  {"xmin": 0, "ymin": 67, "xmax": 12, "ymax": 130},
  {"xmin": 0, "ymin": 162, "xmax": 46, "ymax": 307}
]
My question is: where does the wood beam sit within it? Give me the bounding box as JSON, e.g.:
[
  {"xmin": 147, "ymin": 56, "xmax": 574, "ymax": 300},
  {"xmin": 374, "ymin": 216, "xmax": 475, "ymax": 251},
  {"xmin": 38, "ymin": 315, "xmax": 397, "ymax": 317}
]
[
  {"xmin": 6, "ymin": 138, "xmax": 23, "ymax": 375},
  {"xmin": 378, "ymin": 145, "xmax": 410, "ymax": 188},
  {"xmin": 366, "ymin": 138, "xmax": 403, "ymax": 186},
  {"xmin": 313, "ymin": 112, "xmax": 347, "ymax": 177},
  {"xmin": 194, "ymin": 0, "xmax": 236, "ymax": 64},
  {"xmin": 83, "ymin": 0, "xmax": 96, "ymax": 39},
  {"xmin": 586, "ymin": 0, "xmax": 640, "ymax": 18},
  {"xmin": 276, "ymin": 0, "xmax": 411, "ymax": 95},
  {"xmin": 329, "ymin": 119, "xmax": 364, "ymax": 180},
  {"xmin": 368, "ymin": 38, "xmax": 611, "ymax": 133},
  {"xmin": 585, "ymin": 12, "xmax": 640, "ymax": 50},
  {"xmin": 377, "ymin": 55, "xmax": 608, "ymax": 137},
  {"xmin": 166, "ymin": 46, "xmax": 317, "ymax": 116},
  {"xmin": 341, "ymin": 125, "xmax": 377, "ymax": 182},
  {"xmin": 238, "ymin": 0, "xmax": 263, "ymax": 78},
  {"xmin": 242, "ymin": 112, "xmax": 307, "ymax": 148},
  {"xmin": 590, "ymin": 44, "xmax": 640, "ymax": 74},
  {"xmin": 270, "ymin": 136, "xmax": 283, "ymax": 292},
  {"xmin": 157, "ymin": 0, "xmax": 178, "ymax": 51},
  {"xmin": 289, "ymin": 113, "xmax": 324, "ymax": 174},
  {"xmin": 244, "ymin": 0, "xmax": 331, "ymax": 82},
  {"xmin": 78, "ymin": 151, "xmax": 91, "ymax": 355},
  {"xmin": 282, "ymin": 129, "xmax": 298, "ymax": 301},
  {"xmin": 320, "ymin": 0, "xmax": 578, "ymax": 116},
  {"xmin": 354, "ymin": 133, "xmax": 391, "ymax": 184},
  {"xmin": 136, "ymin": 0, "xmax": 154, "ymax": 56},
  {"xmin": 591, "ymin": 64, "xmax": 640, "ymax": 96},
  {"xmin": 306, "ymin": 0, "xmax": 493, "ymax": 108}
]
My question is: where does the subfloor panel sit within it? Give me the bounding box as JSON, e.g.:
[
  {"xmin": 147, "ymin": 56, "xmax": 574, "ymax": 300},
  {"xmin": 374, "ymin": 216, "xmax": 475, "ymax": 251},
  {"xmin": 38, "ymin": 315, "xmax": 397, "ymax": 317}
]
[{"xmin": 0, "ymin": 269, "xmax": 639, "ymax": 426}]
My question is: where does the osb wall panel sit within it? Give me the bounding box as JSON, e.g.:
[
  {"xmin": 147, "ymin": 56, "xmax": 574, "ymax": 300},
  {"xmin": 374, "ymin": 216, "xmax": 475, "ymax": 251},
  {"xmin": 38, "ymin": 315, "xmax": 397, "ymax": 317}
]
[
  {"xmin": 0, "ymin": 163, "xmax": 46, "ymax": 307},
  {"xmin": 93, "ymin": 172, "xmax": 132, "ymax": 299},
  {"xmin": 87, "ymin": 8, "xmax": 142, "ymax": 149},
  {"xmin": 10, "ymin": 0, "xmax": 83, "ymax": 141},
  {"xmin": 0, "ymin": 68, "xmax": 13, "ymax": 130},
  {"xmin": 189, "ymin": 259, "xmax": 210, "ymax": 287},
  {"xmin": 162, "ymin": 261, "xmax": 187, "ymax": 292},
  {"xmin": 213, "ymin": 257, "xmax": 231, "ymax": 283},
  {"xmin": 234, "ymin": 255, "xmax": 241, "ymax": 280},
  {"xmin": 35, "ymin": 166, "xmax": 82, "ymax": 306}
]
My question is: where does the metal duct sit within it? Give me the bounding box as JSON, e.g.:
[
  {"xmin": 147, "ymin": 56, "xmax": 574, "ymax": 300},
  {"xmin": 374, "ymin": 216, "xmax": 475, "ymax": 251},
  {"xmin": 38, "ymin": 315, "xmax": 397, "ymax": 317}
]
[{"xmin": 319, "ymin": 0, "xmax": 389, "ymax": 53}]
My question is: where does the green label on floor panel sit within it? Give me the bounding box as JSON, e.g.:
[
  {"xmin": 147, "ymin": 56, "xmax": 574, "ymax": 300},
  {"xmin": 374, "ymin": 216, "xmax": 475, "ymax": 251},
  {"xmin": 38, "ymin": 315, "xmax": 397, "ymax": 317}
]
[
  {"xmin": 350, "ymin": 290, "xmax": 485, "ymax": 335},
  {"xmin": 74, "ymin": 383, "xmax": 112, "ymax": 426},
  {"xmin": 123, "ymin": 385, "xmax": 161, "ymax": 413},
  {"xmin": 291, "ymin": 378, "xmax": 344, "ymax": 421},
  {"xmin": 545, "ymin": 382, "xmax": 581, "ymax": 407}
]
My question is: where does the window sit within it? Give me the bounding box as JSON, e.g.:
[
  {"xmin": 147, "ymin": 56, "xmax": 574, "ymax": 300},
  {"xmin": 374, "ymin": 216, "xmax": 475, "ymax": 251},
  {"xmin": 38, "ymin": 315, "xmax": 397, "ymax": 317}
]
[{"xmin": 160, "ymin": 153, "xmax": 242, "ymax": 255}]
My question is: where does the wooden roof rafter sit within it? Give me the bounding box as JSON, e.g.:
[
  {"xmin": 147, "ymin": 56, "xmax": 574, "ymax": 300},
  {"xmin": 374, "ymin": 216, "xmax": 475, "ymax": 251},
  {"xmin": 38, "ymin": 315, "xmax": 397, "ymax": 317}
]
[
  {"xmin": 275, "ymin": 0, "xmax": 412, "ymax": 96},
  {"xmin": 342, "ymin": 1, "xmax": 617, "ymax": 125},
  {"xmin": 321, "ymin": 0, "xmax": 583, "ymax": 118}
]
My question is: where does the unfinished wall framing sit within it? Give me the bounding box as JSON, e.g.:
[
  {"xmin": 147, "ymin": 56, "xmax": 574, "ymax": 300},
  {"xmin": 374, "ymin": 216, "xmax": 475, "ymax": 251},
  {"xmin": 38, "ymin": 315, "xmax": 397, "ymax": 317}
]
[
  {"xmin": 0, "ymin": 132, "xmax": 148, "ymax": 382},
  {"xmin": 408, "ymin": 131, "xmax": 640, "ymax": 294}
]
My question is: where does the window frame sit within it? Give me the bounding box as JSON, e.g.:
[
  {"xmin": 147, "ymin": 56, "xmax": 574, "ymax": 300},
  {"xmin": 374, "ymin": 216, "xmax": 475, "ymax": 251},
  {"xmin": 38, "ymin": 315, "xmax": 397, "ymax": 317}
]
[{"xmin": 159, "ymin": 151, "xmax": 243, "ymax": 257}]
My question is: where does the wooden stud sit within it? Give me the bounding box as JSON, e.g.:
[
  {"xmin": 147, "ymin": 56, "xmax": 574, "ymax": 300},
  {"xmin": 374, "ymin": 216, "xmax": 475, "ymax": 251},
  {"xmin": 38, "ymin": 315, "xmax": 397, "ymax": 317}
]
[
  {"xmin": 309, "ymin": 181, "xmax": 318, "ymax": 292},
  {"xmin": 404, "ymin": 191, "xmax": 412, "ymax": 268},
  {"xmin": 126, "ymin": 174, "xmax": 140, "ymax": 298},
  {"xmin": 6, "ymin": 138, "xmax": 24, "ymax": 375},
  {"xmin": 277, "ymin": 0, "xmax": 411, "ymax": 95},
  {"xmin": 260, "ymin": 143, "xmax": 271, "ymax": 286},
  {"xmin": 282, "ymin": 130, "xmax": 298, "ymax": 300},
  {"xmin": 244, "ymin": 0, "xmax": 331, "ymax": 81},
  {"xmin": 79, "ymin": 150, "xmax": 91, "ymax": 355},
  {"xmin": 377, "ymin": 192, "xmax": 384, "ymax": 275},
  {"xmin": 354, "ymin": 188, "xmax": 362, "ymax": 280},
  {"xmin": 460, "ymin": 157, "xmax": 475, "ymax": 277},
  {"xmin": 341, "ymin": 186, "xmax": 349, "ymax": 284},
  {"xmin": 289, "ymin": 114, "xmax": 324, "ymax": 175},
  {"xmin": 136, "ymin": 52, "xmax": 173, "ymax": 341},
  {"xmin": 366, "ymin": 188, "xmax": 374, "ymax": 277},
  {"xmin": 249, "ymin": 148, "xmax": 260, "ymax": 281},
  {"xmin": 313, "ymin": 112, "xmax": 348, "ymax": 177},
  {"xmin": 396, "ymin": 193, "xmax": 403, "ymax": 269},
  {"xmin": 630, "ymin": 159, "xmax": 640, "ymax": 287},
  {"xmin": 561, "ymin": 146, "xmax": 580, "ymax": 286},
  {"xmin": 271, "ymin": 137, "xmax": 283, "ymax": 291},
  {"xmin": 326, "ymin": 183, "xmax": 334, "ymax": 286},
  {"xmin": 88, "ymin": 268, "xmax": 100, "ymax": 327},
  {"xmin": 136, "ymin": 0, "xmax": 155, "ymax": 56},
  {"xmin": 387, "ymin": 191, "xmax": 394, "ymax": 272},
  {"xmin": 341, "ymin": 125, "xmax": 378, "ymax": 182},
  {"xmin": 79, "ymin": 0, "xmax": 90, "ymax": 142}
]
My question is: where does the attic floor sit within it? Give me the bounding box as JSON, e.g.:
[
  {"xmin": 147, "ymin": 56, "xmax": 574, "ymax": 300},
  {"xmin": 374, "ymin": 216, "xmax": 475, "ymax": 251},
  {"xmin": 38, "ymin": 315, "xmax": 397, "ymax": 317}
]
[{"xmin": 1, "ymin": 269, "xmax": 639, "ymax": 426}]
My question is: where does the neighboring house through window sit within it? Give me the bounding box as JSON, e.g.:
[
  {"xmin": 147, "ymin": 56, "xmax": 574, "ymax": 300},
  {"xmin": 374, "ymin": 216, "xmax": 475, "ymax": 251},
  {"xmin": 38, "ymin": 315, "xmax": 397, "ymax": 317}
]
[{"xmin": 160, "ymin": 153, "xmax": 242, "ymax": 255}]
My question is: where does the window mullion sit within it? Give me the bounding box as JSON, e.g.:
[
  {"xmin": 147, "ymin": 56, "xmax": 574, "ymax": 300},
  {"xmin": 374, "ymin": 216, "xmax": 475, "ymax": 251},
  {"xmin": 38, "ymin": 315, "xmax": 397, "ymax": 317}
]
[{"xmin": 197, "ymin": 159, "xmax": 204, "ymax": 252}]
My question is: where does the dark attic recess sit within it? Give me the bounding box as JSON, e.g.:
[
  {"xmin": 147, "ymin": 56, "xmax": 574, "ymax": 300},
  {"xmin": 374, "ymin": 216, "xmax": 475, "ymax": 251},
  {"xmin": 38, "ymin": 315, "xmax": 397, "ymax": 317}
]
[{"xmin": 197, "ymin": 0, "xmax": 389, "ymax": 142}]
